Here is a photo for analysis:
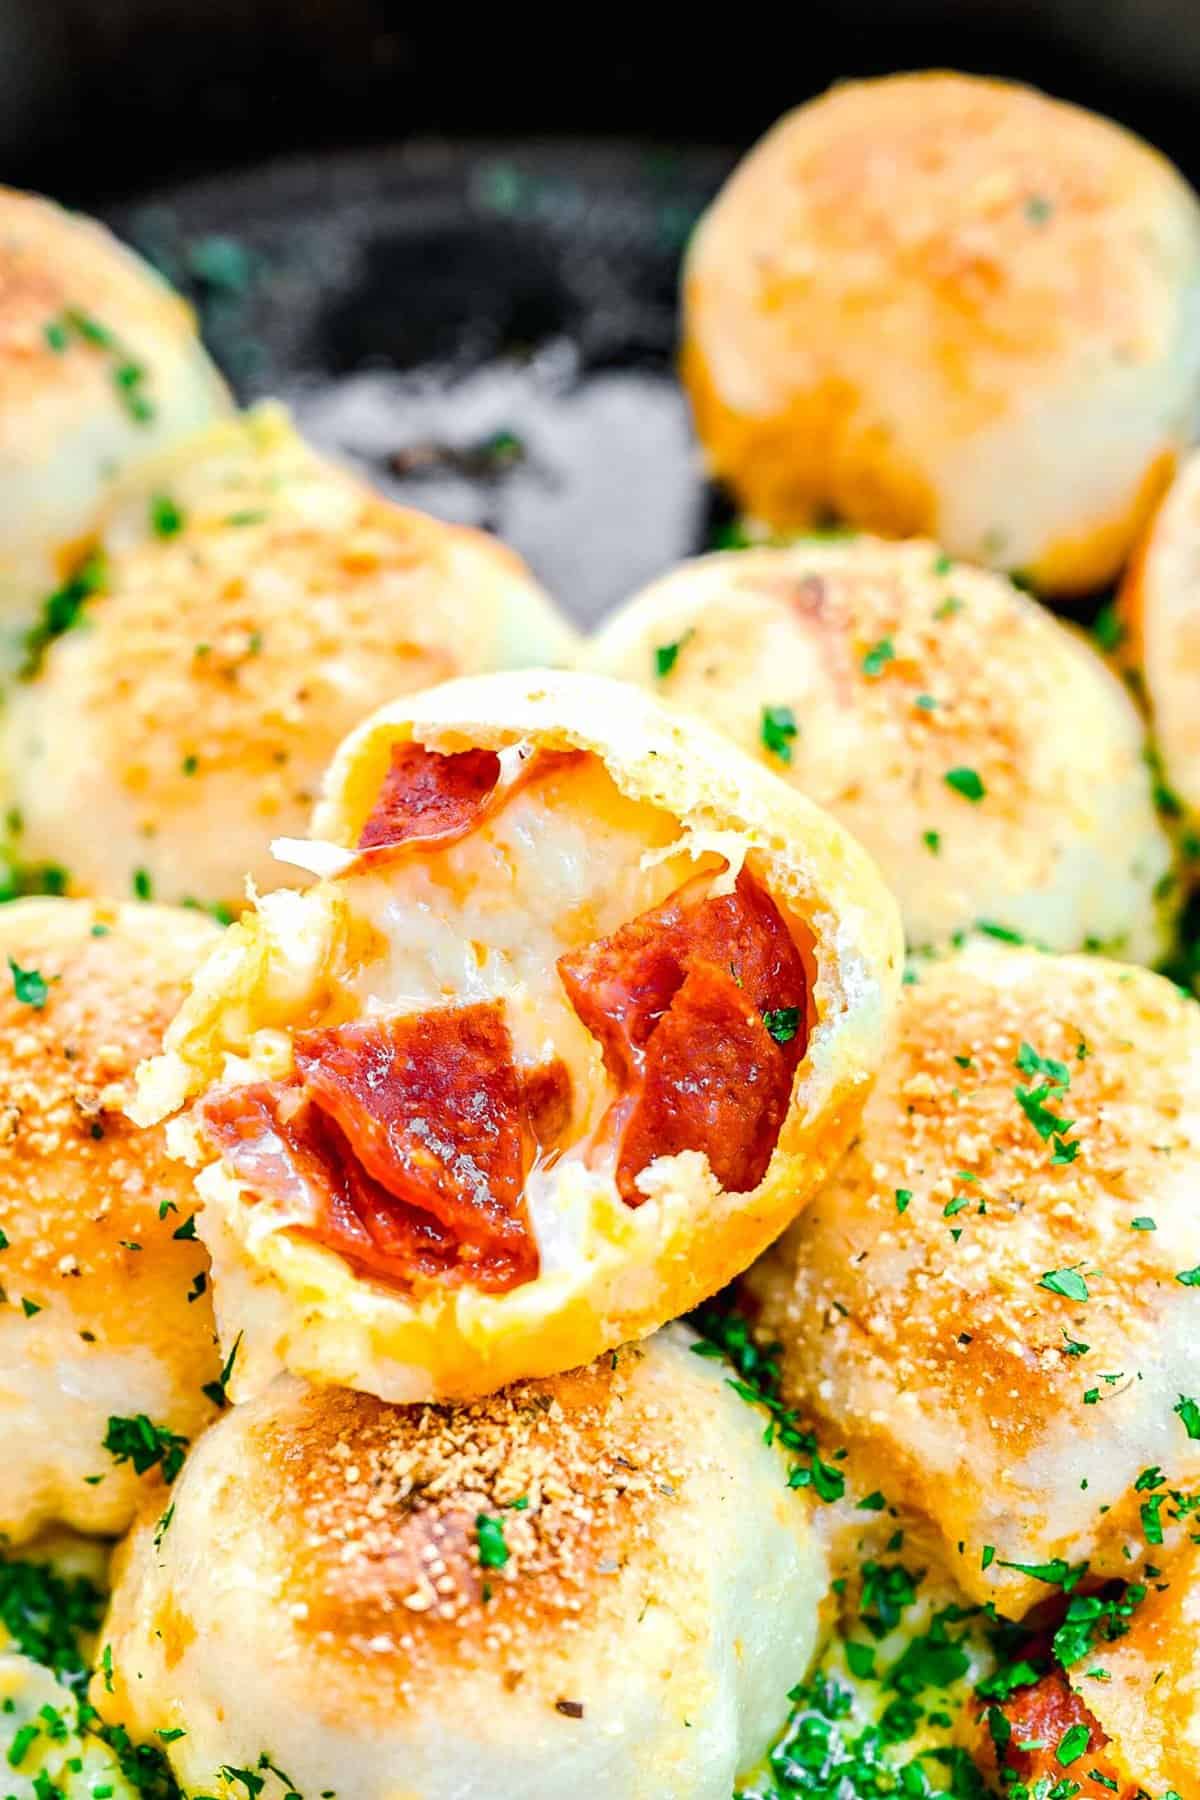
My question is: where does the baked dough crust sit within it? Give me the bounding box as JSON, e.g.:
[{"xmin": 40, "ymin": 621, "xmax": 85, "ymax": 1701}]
[
  {"xmin": 1120, "ymin": 444, "xmax": 1200, "ymax": 830},
  {"xmin": 1, "ymin": 405, "xmax": 576, "ymax": 912},
  {"xmin": 133, "ymin": 669, "xmax": 903, "ymax": 1402},
  {"xmin": 95, "ymin": 1326, "xmax": 829, "ymax": 1800},
  {"xmin": 681, "ymin": 73, "xmax": 1200, "ymax": 593},
  {"xmin": 0, "ymin": 186, "xmax": 229, "ymax": 628},
  {"xmin": 748, "ymin": 941, "xmax": 1200, "ymax": 1619},
  {"xmin": 585, "ymin": 536, "xmax": 1174, "ymax": 958},
  {"xmin": 0, "ymin": 898, "xmax": 222, "ymax": 1543}
]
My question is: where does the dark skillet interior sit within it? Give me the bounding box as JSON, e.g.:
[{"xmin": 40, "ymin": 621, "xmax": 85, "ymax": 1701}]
[
  {"xmin": 102, "ymin": 142, "xmax": 732, "ymax": 626},
  {"xmin": 10, "ymin": 5, "xmax": 1200, "ymax": 626}
]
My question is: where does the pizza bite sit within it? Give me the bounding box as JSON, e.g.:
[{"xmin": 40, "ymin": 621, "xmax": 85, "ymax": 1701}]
[
  {"xmin": 0, "ymin": 186, "xmax": 229, "ymax": 636},
  {"xmin": 0, "ymin": 405, "xmax": 576, "ymax": 913},
  {"xmin": 0, "ymin": 897, "xmax": 222, "ymax": 1543},
  {"xmin": 747, "ymin": 941, "xmax": 1200, "ymax": 1619},
  {"xmin": 1120, "ymin": 445, "xmax": 1200, "ymax": 832},
  {"xmin": 132, "ymin": 669, "xmax": 903, "ymax": 1402},
  {"xmin": 94, "ymin": 1326, "xmax": 829, "ymax": 1800},
  {"xmin": 681, "ymin": 73, "xmax": 1200, "ymax": 593},
  {"xmin": 585, "ymin": 537, "xmax": 1175, "ymax": 958}
]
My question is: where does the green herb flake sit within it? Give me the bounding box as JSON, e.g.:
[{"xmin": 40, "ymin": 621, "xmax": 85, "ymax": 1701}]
[
  {"xmin": 1039, "ymin": 1267, "xmax": 1090, "ymax": 1303},
  {"xmin": 653, "ymin": 631, "xmax": 693, "ymax": 680},
  {"xmin": 8, "ymin": 956, "xmax": 52, "ymax": 1009},
  {"xmin": 102, "ymin": 1413, "xmax": 189, "ymax": 1485},
  {"xmin": 475, "ymin": 1513, "xmax": 510, "ymax": 1570},
  {"xmin": 760, "ymin": 704, "xmax": 799, "ymax": 764},
  {"xmin": 944, "ymin": 766, "xmax": 985, "ymax": 803},
  {"xmin": 202, "ymin": 1332, "xmax": 243, "ymax": 1409},
  {"xmin": 762, "ymin": 1006, "xmax": 800, "ymax": 1045},
  {"xmin": 149, "ymin": 494, "xmax": 185, "ymax": 538},
  {"xmin": 861, "ymin": 637, "xmax": 895, "ymax": 679},
  {"xmin": 1057, "ymin": 1722, "xmax": 1090, "ymax": 1766},
  {"xmin": 1176, "ymin": 1396, "xmax": 1200, "ymax": 1441}
]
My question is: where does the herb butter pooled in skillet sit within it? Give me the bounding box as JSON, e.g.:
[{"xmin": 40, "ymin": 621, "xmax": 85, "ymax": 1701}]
[
  {"xmin": 0, "ymin": 898, "xmax": 223, "ymax": 1545},
  {"xmin": 0, "ymin": 187, "xmax": 229, "ymax": 637},
  {"xmin": 585, "ymin": 537, "xmax": 1176, "ymax": 959},
  {"xmin": 746, "ymin": 941, "xmax": 1200, "ymax": 1622},
  {"xmin": 94, "ymin": 1327, "xmax": 829, "ymax": 1800},
  {"xmin": 0, "ymin": 404, "xmax": 576, "ymax": 915},
  {"xmin": 130, "ymin": 669, "xmax": 903, "ymax": 1403},
  {"xmin": 681, "ymin": 71, "xmax": 1200, "ymax": 595}
]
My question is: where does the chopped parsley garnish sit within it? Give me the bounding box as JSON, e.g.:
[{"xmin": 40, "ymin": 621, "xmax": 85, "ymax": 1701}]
[
  {"xmin": 0, "ymin": 1557, "xmax": 104, "ymax": 1691},
  {"xmin": 861, "ymin": 638, "xmax": 894, "ymax": 678},
  {"xmin": 762, "ymin": 1007, "xmax": 800, "ymax": 1045},
  {"xmin": 995, "ymin": 1558, "xmax": 1087, "ymax": 1591},
  {"xmin": 1014, "ymin": 1041, "xmax": 1079, "ymax": 1164},
  {"xmin": 653, "ymin": 630, "xmax": 693, "ymax": 679},
  {"xmin": 102, "ymin": 1414, "xmax": 189, "ymax": 1485},
  {"xmin": 475, "ymin": 1513, "xmax": 510, "ymax": 1570},
  {"xmin": 149, "ymin": 494, "xmax": 185, "ymax": 538},
  {"xmin": 691, "ymin": 1303, "xmax": 845, "ymax": 1501},
  {"xmin": 1177, "ymin": 1266, "xmax": 1200, "ymax": 1287},
  {"xmin": 132, "ymin": 868, "xmax": 153, "ymax": 902},
  {"xmin": 8, "ymin": 957, "xmax": 52, "ymax": 1009},
  {"xmin": 944, "ymin": 767, "xmax": 985, "ymax": 803},
  {"xmin": 21, "ymin": 549, "xmax": 108, "ymax": 678},
  {"xmin": 1056, "ymin": 1722, "xmax": 1089, "ymax": 1765},
  {"xmin": 171, "ymin": 1214, "xmax": 198, "ymax": 1241},
  {"xmin": 43, "ymin": 310, "xmax": 156, "ymax": 423},
  {"xmin": 1038, "ymin": 1267, "xmax": 1089, "ymax": 1303},
  {"xmin": 1052, "ymin": 1583, "xmax": 1145, "ymax": 1667},
  {"xmin": 1177, "ymin": 1396, "xmax": 1200, "ymax": 1440},
  {"xmin": 923, "ymin": 830, "xmax": 941, "ymax": 854},
  {"xmin": 202, "ymin": 1333, "xmax": 242, "ymax": 1410},
  {"xmin": 895, "ymin": 1189, "xmax": 912, "ymax": 1214},
  {"xmin": 761, "ymin": 704, "xmax": 799, "ymax": 764}
]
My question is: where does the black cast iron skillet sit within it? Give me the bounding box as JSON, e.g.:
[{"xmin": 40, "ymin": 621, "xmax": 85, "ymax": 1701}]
[
  {"xmin": 103, "ymin": 141, "xmax": 734, "ymax": 626},
  {"xmin": 12, "ymin": 4, "xmax": 1200, "ymax": 628}
]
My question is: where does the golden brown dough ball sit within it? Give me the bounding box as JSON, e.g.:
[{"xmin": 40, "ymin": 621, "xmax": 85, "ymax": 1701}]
[
  {"xmin": 0, "ymin": 897, "xmax": 222, "ymax": 1544},
  {"xmin": 1120, "ymin": 445, "xmax": 1200, "ymax": 829},
  {"xmin": 95, "ymin": 1327, "xmax": 829, "ymax": 1800},
  {"xmin": 1, "ymin": 406, "xmax": 576, "ymax": 913},
  {"xmin": 747, "ymin": 942, "xmax": 1200, "ymax": 1620},
  {"xmin": 0, "ymin": 186, "xmax": 229, "ymax": 630},
  {"xmin": 681, "ymin": 73, "xmax": 1200, "ymax": 593},
  {"xmin": 585, "ymin": 537, "xmax": 1175, "ymax": 958}
]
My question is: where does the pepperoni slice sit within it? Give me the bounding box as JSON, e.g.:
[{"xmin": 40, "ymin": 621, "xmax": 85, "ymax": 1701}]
[
  {"xmin": 980, "ymin": 1672, "xmax": 1133, "ymax": 1799},
  {"xmin": 294, "ymin": 1007, "xmax": 532, "ymax": 1253},
  {"xmin": 198, "ymin": 1001, "xmax": 550, "ymax": 1294},
  {"xmin": 357, "ymin": 743, "xmax": 501, "ymax": 850},
  {"xmin": 559, "ymin": 869, "xmax": 808, "ymax": 1204},
  {"xmin": 198, "ymin": 1082, "xmax": 493, "ymax": 1289}
]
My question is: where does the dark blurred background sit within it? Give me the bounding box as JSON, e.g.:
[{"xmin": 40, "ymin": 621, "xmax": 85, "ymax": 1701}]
[
  {"xmin": 6, "ymin": 1, "xmax": 1200, "ymax": 204},
  {"xmin": 3, "ymin": 0, "xmax": 1195, "ymax": 620}
]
